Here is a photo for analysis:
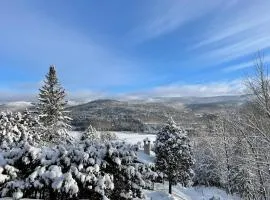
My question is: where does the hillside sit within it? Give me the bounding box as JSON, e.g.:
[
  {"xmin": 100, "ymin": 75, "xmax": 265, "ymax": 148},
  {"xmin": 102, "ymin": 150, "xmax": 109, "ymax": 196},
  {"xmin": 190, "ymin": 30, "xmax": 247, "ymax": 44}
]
[
  {"xmin": 68, "ymin": 95, "xmax": 246, "ymax": 132},
  {"xmin": 68, "ymin": 99, "xmax": 189, "ymax": 131},
  {"xmin": 0, "ymin": 96, "xmax": 247, "ymax": 132}
]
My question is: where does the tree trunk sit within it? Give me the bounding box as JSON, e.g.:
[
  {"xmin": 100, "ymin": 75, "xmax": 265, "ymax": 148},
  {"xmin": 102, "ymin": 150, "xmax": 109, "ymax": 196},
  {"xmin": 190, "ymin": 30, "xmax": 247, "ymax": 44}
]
[{"xmin": 169, "ymin": 181, "xmax": 172, "ymax": 194}]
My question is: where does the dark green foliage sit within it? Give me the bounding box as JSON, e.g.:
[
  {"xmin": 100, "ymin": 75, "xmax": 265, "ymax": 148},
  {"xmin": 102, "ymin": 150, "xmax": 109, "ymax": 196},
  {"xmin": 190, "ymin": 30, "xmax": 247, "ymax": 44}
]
[{"xmin": 155, "ymin": 118, "xmax": 194, "ymax": 193}]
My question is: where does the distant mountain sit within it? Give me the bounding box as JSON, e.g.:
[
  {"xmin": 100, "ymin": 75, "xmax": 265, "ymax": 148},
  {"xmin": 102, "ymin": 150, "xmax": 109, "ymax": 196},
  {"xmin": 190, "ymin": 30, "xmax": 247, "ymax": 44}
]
[
  {"xmin": 68, "ymin": 99, "xmax": 190, "ymax": 132},
  {"xmin": 68, "ymin": 95, "xmax": 247, "ymax": 132},
  {"xmin": 0, "ymin": 95, "xmax": 248, "ymax": 132},
  {"xmin": 0, "ymin": 101, "xmax": 34, "ymax": 112}
]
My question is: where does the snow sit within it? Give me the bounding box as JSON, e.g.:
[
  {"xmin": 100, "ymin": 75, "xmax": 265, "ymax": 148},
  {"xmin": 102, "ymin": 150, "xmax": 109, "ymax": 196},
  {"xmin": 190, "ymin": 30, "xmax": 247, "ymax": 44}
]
[
  {"xmin": 149, "ymin": 183, "xmax": 240, "ymax": 200},
  {"xmin": 144, "ymin": 191, "xmax": 176, "ymax": 200},
  {"xmin": 12, "ymin": 190, "xmax": 23, "ymax": 200},
  {"xmin": 68, "ymin": 131, "xmax": 156, "ymax": 144},
  {"xmin": 113, "ymin": 132, "xmax": 156, "ymax": 144},
  {"xmin": 174, "ymin": 186, "xmax": 240, "ymax": 200},
  {"xmin": 69, "ymin": 131, "xmax": 83, "ymax": 140},
  {"xmin": 137, "ymin": 150, "xmax": 155, "ymax": 164},
  {"xmin": 114, "ymin": 132, "xmax": 239, "ymax": 200},
  {"xmin": 64, "ymin": 131, "xmax": 240, "ymax": 200},
  {"xmin": 0, "ymin": 199, "xmax": 41, "ymax": 200}
]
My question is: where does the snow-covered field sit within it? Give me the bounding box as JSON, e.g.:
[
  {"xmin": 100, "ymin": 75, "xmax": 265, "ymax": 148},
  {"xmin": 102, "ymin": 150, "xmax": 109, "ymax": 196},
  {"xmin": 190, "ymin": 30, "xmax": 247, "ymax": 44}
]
[
  {"xmin": 112, "ymin": 131, "xmax": 156, "ymax": 144},
  {"xmin": 70, "ymin": 131, "xmax": 156, "ymax": 144}
]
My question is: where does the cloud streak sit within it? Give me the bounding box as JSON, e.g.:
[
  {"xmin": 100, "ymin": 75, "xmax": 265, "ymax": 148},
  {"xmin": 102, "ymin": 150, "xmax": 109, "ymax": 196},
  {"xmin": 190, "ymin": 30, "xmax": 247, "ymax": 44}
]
[
  {"xmin": 0, "ymin": 0, "xmax": 267, "ymax": 99},
  {"xmin": 0, "ymin": 79, "xmax": 245, "ymax": 103},
  {"xmin": 118, "ymin": 79, "xmax": 245, "ymax": 100},
  {"xmin": 192, "ymin": 0, "xmax": 270, "ymax": 64},
  {"xmin": 132, "ymin": 0, "xmax": 222, "ymax": 43},
  {"xmin": 223, "ymin": 55, "xmax": 270, "ymax": 72}
]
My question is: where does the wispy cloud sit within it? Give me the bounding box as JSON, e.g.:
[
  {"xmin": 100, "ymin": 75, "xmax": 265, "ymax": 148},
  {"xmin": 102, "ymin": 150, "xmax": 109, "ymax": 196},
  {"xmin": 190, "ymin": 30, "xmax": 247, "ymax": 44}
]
[
  {"xmin": 0, "ymin": 79, "xmax": 245, "ymax": 103},
  {"xmin": 223, "ymin": 55, "xmax": 270, "ymax": 73},
  {"xmin": 0, "ymin": 0, "xmax": 266, "ymax": 100},
  {"xmin": 192, "ymin": 0, "xmax": 270, "ymax": 63},
  {"xmin": 67, "ymin": 90, "xmax": 107, "ymax": 103},
  {"xmin": 120, "ymin": 79, "xmax": 244, "ymax": 99},
  {"xmin": 132, "ymin": 0, "xmax": 222, "ymax": 43}
]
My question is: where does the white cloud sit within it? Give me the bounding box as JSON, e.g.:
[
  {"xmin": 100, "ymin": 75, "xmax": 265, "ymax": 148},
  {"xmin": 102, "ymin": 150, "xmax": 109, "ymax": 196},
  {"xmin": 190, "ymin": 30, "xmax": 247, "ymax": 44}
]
[
  {"xmin": 150, "ymin": 80, "xmax": 244, "ymax": 97},
  {"xmin": 67, "ymin": 90, "xmax": 107, "ymax": 103},
  {"xmin": 119, "ymin": 79, "xmax": 245, "ymax": 99},
  {"xmin": 132, "ymin": 0, "xmax": 222, "ymax": 42},
  {"xmin": 192, "ymin": 0, "xmax": 270, "ymax": 62},
  {"xmin": 0, "ymin": 91, "xmax": 35, "ymax": 103},
  {"xmin": 223, "ymin": 55, "xmax": 270, "ymax": 72},
  {"xmin": 0, "ymin": 79, "xmax": 245, "ymax": 103}
]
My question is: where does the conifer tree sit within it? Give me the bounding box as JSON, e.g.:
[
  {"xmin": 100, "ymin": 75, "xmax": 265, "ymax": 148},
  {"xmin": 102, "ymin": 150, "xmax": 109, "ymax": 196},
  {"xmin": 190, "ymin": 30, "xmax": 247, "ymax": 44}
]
[
  {"xmin": 37, "ymin": 65, "xmax": 71, "ymax": 142},
  {"xmin": 82, "ymin": 124, "xmax": 99, "ymax": 141},
  {"xmin": 155, "ymin": 117, "xmax": 194, "ymax": 194}
]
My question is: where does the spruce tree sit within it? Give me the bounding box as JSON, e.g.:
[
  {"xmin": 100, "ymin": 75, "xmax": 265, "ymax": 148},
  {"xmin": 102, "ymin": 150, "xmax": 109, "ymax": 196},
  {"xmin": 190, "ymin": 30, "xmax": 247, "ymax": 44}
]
[
  {"xmin": 37, "ymin": 65, "xmax": 71, "ymax": 142},
  {"xmin": 82, "ymin": 124, "xmax": 99, "ymax": 141},
  {"xmin": 155, "ymin": 117, "xmax": 194, "ymax": 194}
]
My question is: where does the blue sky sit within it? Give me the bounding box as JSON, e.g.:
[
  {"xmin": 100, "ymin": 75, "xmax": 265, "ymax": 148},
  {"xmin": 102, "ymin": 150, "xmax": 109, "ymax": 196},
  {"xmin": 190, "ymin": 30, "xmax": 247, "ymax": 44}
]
[{"xmin": 0, "ymin": 0, "xmax": 270, "ymax": 101}]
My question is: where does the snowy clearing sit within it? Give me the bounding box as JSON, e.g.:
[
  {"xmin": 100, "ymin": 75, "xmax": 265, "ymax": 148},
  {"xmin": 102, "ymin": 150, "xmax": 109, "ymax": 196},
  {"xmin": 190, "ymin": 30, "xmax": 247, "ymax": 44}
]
[
  {"xmin": 112, "ymin": 131, "xmax": 156, "ymax": 144},
  {"xmin": 173, "ymin": 185, "xmax": 240, "ymax": 200},
  {"xmin": 70, "ymin": 131, "xmax": 157, "ymax": 144},
  {"xmin": 69, "ymin": 131, "xmax": 156, "ymax": 143},
  {"xmin": 145, "ymin": 184, "xmax": 240, "ymax": 200},
  {"xmin": 69, "ymin": 130, "xmax": 83, "ymax": 140},
  {"xmin": 144, "ymin": 190, "xmax": 175, "ymax": 200}
]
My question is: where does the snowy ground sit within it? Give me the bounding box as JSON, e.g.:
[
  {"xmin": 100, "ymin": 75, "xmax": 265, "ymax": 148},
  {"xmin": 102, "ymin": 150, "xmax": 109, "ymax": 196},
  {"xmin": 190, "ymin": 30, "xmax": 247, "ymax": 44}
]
[
  {"xmin": 144, "ymin": 190, "xmax": 175, "ymax": 200},
  {"xmin": 0, "ymin": 198, "xmax": 90, "ymax": 200},
  {"xmin": 69, "ymin": 131, "xmax": 83, "ymax": 140},
  {"xmin": 69, "ymin": 131, "xmax": 156, "ymax": 144},
  {"xmin": 144, "ymin": 185, "xmax": 240, "ymax": 200},
  {"xmin": 137, "ymin": 149, "xmax": 155, "ymax": 164},
  {"xmin": 112, "ymin": 131, "xmax": 156, "ymax": 145},
  {"xmin": 175, "ymin": 186, "xmax": 240, "ymax": 200}
]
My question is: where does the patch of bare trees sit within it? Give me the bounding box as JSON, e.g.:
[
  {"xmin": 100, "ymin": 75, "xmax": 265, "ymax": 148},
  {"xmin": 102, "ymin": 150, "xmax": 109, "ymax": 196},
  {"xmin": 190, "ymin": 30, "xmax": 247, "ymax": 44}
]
[{"xmin": 194, "ymin": 54, "xmax": 270, "ymax": 199}]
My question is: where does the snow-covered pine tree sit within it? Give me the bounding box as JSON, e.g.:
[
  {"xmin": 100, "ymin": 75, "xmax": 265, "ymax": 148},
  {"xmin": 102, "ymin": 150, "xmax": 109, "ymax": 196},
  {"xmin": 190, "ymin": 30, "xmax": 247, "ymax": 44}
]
[
  {"xmin": 0, "ymin": 138, "xmax": 156, "ymax": 199},
  {"xmin": 100, "ymin": 131, "xmax": 117, "ymax": 143},
  {"xmin": 82, "ymin": 124, "xmax": 99, "ymax": 141},
  {"xmin": 0, "ymin": 111, "xmax": 42, "ymax": 147},
  {"xmin": 82, "ymin": 124, "xmax": 118, "ymax": 143},
  {"xmin": 37, "ymin": 65, "xmax": 71, "ymax": 142},
  {"xmin": 155, "ymin": 117, "xmax": 194, "ymax": 194}
]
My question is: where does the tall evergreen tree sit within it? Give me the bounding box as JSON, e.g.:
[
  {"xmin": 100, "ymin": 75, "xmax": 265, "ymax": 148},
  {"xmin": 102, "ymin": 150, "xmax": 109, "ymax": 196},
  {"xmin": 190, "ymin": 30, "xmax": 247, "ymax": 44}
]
[
  {"xmin": 155, "ymin": 117, "xmax": 194, "ymax": 194},
  {"xmin": 37, "ymin": 65, "xmax": 71, "ymax": 141}
]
